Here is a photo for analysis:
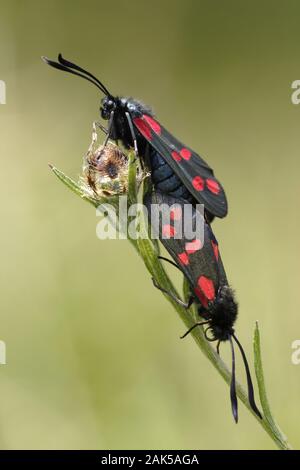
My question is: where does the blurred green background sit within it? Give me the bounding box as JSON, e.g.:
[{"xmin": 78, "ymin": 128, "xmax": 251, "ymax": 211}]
[{"xmin": 1, "ymin": 0, "xmax": 300, "ymax": 450}]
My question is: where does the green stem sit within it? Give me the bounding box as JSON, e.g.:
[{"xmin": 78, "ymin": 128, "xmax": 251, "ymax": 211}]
[
  {"xmin": 50, "ymin": 161, "xmax": 293, "ymax": 450},
  {"xmin": 133, "ymin": 236, "xmax": 293, "ymax": 448},
  {"xmin": 253, "ymin": 322, "xmax": 292, "ymax": 449}
]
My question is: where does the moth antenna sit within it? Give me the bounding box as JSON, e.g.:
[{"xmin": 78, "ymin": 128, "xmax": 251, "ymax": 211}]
[
  {"xmin": 41, "ymin": 54, "xmax": 112, "ymax": 97},
  {"xmin": 229, "ymin": 336, "xmax": 238, "ymax": 423},
  {"xmin": 232, "ymin": 334, "xmax": 263, "ymax": 420},
  {"xmin": 57, "ymin": 54, "xmax": 112, "ymax": 97}
]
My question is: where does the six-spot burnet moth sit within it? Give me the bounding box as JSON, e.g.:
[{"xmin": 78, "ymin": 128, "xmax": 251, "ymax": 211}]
[
  {"xmin": 42, "ymin": 54, "xmax": 227, "ymax": 221},
  {"xmin": 144, "ymin": 191, "xmax": 262, "ymax": 422},
  {"xmin": 43, "ymin": 53, "xmax": 262, "ymax": 422}
]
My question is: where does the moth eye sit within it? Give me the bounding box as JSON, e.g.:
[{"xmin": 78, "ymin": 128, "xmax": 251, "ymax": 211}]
[
  {"xmin": 127, "ymin": 102, "xmax": 135, "ymax": 112},
  {"xmin": 106, "ymin": 99, "xmax": 115, "ymax": 110}
]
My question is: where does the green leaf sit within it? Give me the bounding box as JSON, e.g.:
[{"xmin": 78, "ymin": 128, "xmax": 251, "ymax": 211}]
[
  {"xmin": 254, "ymin": 322, "xmax": 292, "ymax": 450},
  {"xmin": 49, "ymin": 164, "xmax": 99, "ymax": 207},
  {"xmin": 182, "ymin": 276, "xmax": 191, "ymax": 304},
  {"xmin": 50, "ymin": 162, "xmax": 293, "ymax": 450},
  {"xmin": 127, "ymin": 151, "xmax": 138, "ymax": 205}
]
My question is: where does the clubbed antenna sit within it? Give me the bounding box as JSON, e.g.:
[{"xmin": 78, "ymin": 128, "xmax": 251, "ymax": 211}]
[
  {"xmin": 233, "ymin": 334, "xmax": 262, "ymax": 420},
  {"xmin": 41, "ymin": 53, "xmax": 112, "ymax": 97},
  {"xmin": 229, "ymin": 336, "xmax": 238, "ymax": 422}
]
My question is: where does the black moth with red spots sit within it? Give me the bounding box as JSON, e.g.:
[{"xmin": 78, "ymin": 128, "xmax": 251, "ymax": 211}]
[
  {"xmin": 144, "ymin": 190, "xmax": 262, "ymax": 423},
  {"xmin": 42, "ymin": 54, "xmax": 227, "ymax": 221},
  {"xmin": 42, "ymin": 54, "xmax": 260, "ymax": 423}
]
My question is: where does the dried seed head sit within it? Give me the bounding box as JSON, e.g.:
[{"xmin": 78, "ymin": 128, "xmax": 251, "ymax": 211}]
[
  {"xmin": 82, "ymin": 141, "xmax": 129, "ymax": 197},
  {"xmin": 87, "ymin": 143, "xmax": 127, "ymax": 179}
]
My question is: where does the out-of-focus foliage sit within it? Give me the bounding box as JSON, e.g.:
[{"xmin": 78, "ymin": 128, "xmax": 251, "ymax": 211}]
[{"xmin": 0, "ymin": 0, "xmax": 299, "ymax": 449}]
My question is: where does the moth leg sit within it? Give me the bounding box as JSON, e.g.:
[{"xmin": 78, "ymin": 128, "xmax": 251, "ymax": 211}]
[
  {"xmin": 103, "ymin": 110, "xmax": 115, "ymax": 147},
  {"xmin": 125, "ymin": 112, "xmax": 139, "ymax": 161},
  {"xmin": 158, "ymin": 256, "xmax": 181, "ymax": 271},
  {"xmin": 151, "ymin": 277, "xmax": 194, "ymax": 308},
  {"xmin": 180, "ymin": 321, "xmax": 210, "ymax": 339},
  {"xmin": 157, "ymin": 256, "xmax": 195, "ymax": 306}
]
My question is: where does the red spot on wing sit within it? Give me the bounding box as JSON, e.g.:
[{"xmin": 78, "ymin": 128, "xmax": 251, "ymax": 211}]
[
  {"xmin": 143, "ymin": 115, "xmax": 161, "ymax": 134},
  {"xmin": 206, "ymin": 178, "xmax": 220, "ymax": 194},
  {"xmin": 133, "ymin": 117, "xmax": 152, "ymax": 140},
  {"xmin": 198, "ymin": 276, "xmax": 215, "ymax": 301},
  {"xmin": 192, "ymin": 176, "xmax": 205, "ymax": 191},
  {"xmin": 178, "ymin": 252, "xmax": 189, "ymax": 265},
  {"xmin": 162, "ymin": 224, "xmax": 176, "ymax": 238},
  {"xmin": 211, "ymin": 240, "xmax": 219, "ymax": 261},
  {"xmin": 185, "ymin": 238, "xmax": 202, "ymax": 254},
  {"xmin": 180, "ymin": 148, "xmax": 192, "ymax": 160},
  {"xmin": 171, "ymin": 151, "xmax": 181, "ymax": 162},
  {"xmin": 170, "ymin": 207, "xmax": 182, "ymax": 221},
  {"xmin": 194, "ymin": 287, "xmax": 208, "ymax": 308}
]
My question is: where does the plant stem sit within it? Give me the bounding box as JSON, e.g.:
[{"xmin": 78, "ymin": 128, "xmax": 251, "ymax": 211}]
[
  {"xmin": 253, "ymin": 323, "xmax": 292, "ymax": 449},
  {"xmin": 50, "ymin": 162, "xmax": 293, "ymax": 450},
  {"xmin": 133, "ymin": 235, "xmax": 292, "ymax": 449}
]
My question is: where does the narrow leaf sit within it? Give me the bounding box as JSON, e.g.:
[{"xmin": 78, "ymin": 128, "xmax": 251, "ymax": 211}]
[
  {"xmin": 49, "ymin": 164, "xmax": 99, "ymax": 207},
  {"xmin": 254, "ymin": 322, "xmax": 292, "ymax": 450}
]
